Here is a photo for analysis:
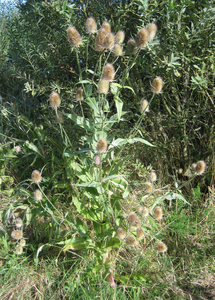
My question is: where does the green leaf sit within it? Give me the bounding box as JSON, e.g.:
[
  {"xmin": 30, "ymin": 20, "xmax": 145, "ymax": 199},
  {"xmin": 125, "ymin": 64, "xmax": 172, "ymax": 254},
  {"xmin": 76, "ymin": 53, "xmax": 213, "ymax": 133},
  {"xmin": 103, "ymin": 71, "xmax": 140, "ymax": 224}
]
[
  {"xmin": 128, "ymin": 137, "xmax": 155, "ymax": 147},
  {"xmin": 63, "ymin": 113, "xmax": 95, "ymax": 133},
  {"xmin": 114, "ymin": 96, "xmax": 123, "ymax": 122},
  {"xmin": 24, "ymin": 141, "xmax": 43, "ymax": 156}
]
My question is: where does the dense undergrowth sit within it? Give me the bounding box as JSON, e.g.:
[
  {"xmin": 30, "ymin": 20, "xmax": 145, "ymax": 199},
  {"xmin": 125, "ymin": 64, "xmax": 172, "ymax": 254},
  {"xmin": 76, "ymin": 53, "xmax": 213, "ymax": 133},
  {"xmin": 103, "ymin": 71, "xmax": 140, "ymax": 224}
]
[{"xmin": 0, "ymin": 0, "xmax": 215, "ymax": 299}]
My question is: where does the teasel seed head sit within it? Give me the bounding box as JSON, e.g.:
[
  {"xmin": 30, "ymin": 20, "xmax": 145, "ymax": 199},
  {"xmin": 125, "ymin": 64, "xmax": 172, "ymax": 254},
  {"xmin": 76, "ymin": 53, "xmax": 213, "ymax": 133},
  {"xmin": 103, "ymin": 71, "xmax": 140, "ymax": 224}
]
[
  {"xmin": 149, "ymin": 171, "xmax": 157, "ymax": 182},
  {"xmin": 152, "ymin": 76, "xmax": 163, "ymax": 94},
  {"xmin": 31, "ymin": 170, "xmax": 41, "ymax": 184},
  {"xmin": 19, "ymin": 239, "xmax": 26, "ymax": 247},
  {"xmin": 97, "ymin": 79, "xmax": 109, "ymax": 94},
  {"xmin": 15, "ymin": 146, "xmax": 21, "ymax": 154},
  {"xmin": 145, "ymin": 181, "xmax": 153, "ymax": 193},
  {"xmin": 140, "ymin": 99, "xmax": 149, "ymax": 113},
  {"xmin": 142, "ymin": 207, "xmax": 149, "ymax": 217},
  {"xmin": 50, "ymin": 91, "xmax": 61, "ymax": 109},
  {"xmin": 136, "ymin": 28, "xmax": 148, "ymax": 48},
  {"xmin": 195, "ymin": 160, "xmax": 206, "ymax": 175},
  {"xmin": 102, "ymin": 21, "xmax": 111, "ymax": 34},
  {"xmin": 67, "ymin": 26, "xmax": 81, "ymax": 47},
  {"xmin": 34, "ymin": 189, "xmax": 42, "ymax": 201},
  {"xmin": 76, "ymin": 87, "xmax": 84, "ymax": 101},
  {"xmin": 11, "ymin": 230, "xmax": 23, "ymax": 240},
  {"xmin": 116, "ymin": 227, "xmax": 126, "ymax": 240},
  {"xmin": 156, "ymin": 241, "xmax": 168, "ymax": 253},
  {"xmin": 113, "ymin": 44, "xmax": 123, "ymax": 56},
  {"xmin": 153, "ymin": 206, "xmax": 163, "ymax": 220},
  {"xmin": 103, "ymin": 33, "xmax": 115, "ymax": 49},
  {"xmin": 136, "ymin": 227, "xmax": 144, "ymax": 239},
  {"xmin": 95, "ymin": 28, "xmax": 106, "ymax": 51},
  {"xmin": 94, "ymin": 155, "xmax": 100, "ymax": 166},
  {"xmin": 136, "ymin": 205, "xmax": 143, "ymax": 213},
  {"xmin": 115, "ymin": 30, "xmax": 125, "ymax": 44},
  {"xmin": 15, "ymin": 218, "xmax": 23, "ymax": 228},
  {"xmin": 127, "ymin": 212, "xmax": 141, "ymax": 227},
  {"xmin": 96, "ymin": 138, "xmax": 108, "ymax": 153},
  {"xmin": 102, "ymin": 63, "xmax": 115, "ymax": 81},
  {"xmin": 126, "ymin": 38, "xmax": 137, "ymax": 55},
  {"xmin": 125, "ymin": 236, "xmax": 139, "ymax": 246},
  {"xmin": 85, "ymin": 17, "xmax": 97, "ymax": 34},
  {"xmin": 147, "ymin": 23, "xmax": 157, "ymax": 40},
  {"xmin": 15, "ymin": 245, "xmax": 23, "ymax": 255}
]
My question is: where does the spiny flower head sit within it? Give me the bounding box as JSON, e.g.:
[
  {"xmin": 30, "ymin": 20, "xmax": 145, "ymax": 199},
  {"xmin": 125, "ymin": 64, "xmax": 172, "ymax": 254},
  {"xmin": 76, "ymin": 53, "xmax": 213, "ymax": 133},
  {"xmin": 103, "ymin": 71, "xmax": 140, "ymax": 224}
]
[
  {"xmin": 145, "ymin": 181, "xmax": 153, "ymax": 193},
  {"xmin": 116, "ymin": 227, "xmax": 126, "ymax": 240},
  {"xmin": 103, "ymin": 33, "xmax": 115, "ymax": 49},
  {"xmin": 31, "ymin": 170, "xmax": 41, "ymax": 184},
  {"xmin": 126, "ymin": 38, "xmax": 137, "ymax": 55},
  {"xmin": 102, "ymin": 63, "xmax": 115, "ymax": 81},
  {"xmin": 96, "ymin": 138, "xmax": 107, "ymax": 153},
  {"xmin": 195, "ymin": 160, "xmax": 206, "ymax": 175},
  {"xmin": 14, "ymin": 146, "xmax": 21, "ymax": 153},
  {"xmin": 15, "ymin": 245, "xmax": 23, "ymax": 255},
  {"xmin": 140, "ymin": 99, "xmax": 149, "ymax": 113},
  {"xmin": 15, "ymin": 218, "xmax": 23, "ymax": 228},
  {"xmin": 50, "ymin": 91, "xmax": 61, "ymax": 109},
  {"xmin": 11, "ymin": 230, "xmax": 23, "ymax": 240},
  {"xmin": 149, "ymin": 171, "xmax": 157, "ymax": 182},
  {"xmin": 113, "ymin": 44, "xmax": 123, "ymax": 56},
  {"xmin": 156, "ymin": 241, "xmax": 168, "ymax": 253},
  {"xmin": 152, "ymin": 76, "xmax": 163, "ymax": 94},
  {"xmin": 76, "ymin": 87, "xmax": 84, "ymax": 101},
  {"xmin": 67, "ymin": 26, "xmax": 81, "ymax": 47},
  {"xmin": 97, "ymin": 79, "xmax": 109, "ymax": 94},
  {"xmin": 95, "ymin": 28, "xmax": 106, "ymax": 51},
  {"xmin": 153, "ymin": 206, "xmax": 163, "ymax": 220},
  {"xmin": 136, "ymin": 28, "xmax": 148, "ymax": 48},
  {"xmin": 94, "ymin": 155, "xmax": 100, "ymax": 166},
  {"xmin": 34, "ymin": 189, "xmax": 42, "ymax": 201},
  {"xmin": 136, "ymin": 227, "xmax": 144, "ymax": 239},
  {"xmin": 136, "ymin": 205, "xmax": 143, "ymax": 213},
  {"xmin": 102, "ymin": 21, "xmax": 111, "ymax": 34},
  {"xmin": 147, "ymin": 23, "xmax": 157, "ymax": 40},
  {"xmin": 19, "ymin": 239, "xmax": 26, "ymax": 247},
  {"xmin": 115, "ymin": 30, "xmax": 125, "ymax": 44},
  {"xmin": 127, "ymin": 212, "xmax": 140, "ymax": 227},
  {"xmin": 85, "ymin": 17, "xmax": 97, "ymax": 34},
  {"xmin": 125, "ymin": 236, "xmax": 139, "ymax": 246},
  {"xmin": 142, "ymin": 207, "xmax": 149, "ymax": 217}
]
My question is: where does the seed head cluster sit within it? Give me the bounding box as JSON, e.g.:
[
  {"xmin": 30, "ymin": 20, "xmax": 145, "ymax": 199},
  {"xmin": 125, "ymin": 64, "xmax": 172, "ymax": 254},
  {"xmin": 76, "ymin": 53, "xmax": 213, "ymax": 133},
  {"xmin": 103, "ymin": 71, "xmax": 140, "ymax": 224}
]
[
  {"xmin": 11, "ymin": 230, "xmax": 23, "ymax": 240},
  {"xmin": 67, "ymin": 26, "xmax": 81, "ymax": 47},
  {"xmin": 152, "ymin": 76, "xmax": 163, "ymax": 94},
  {"xmin": 34, "ymin": 189, "xmax": 42, "ymax": 201},
  {"xmin": 117, "ymin": 227, "xmax": 126, "ymax": 240},
  {"xmin": 127, "ymin": 212, "xmax": 140, "ymax": 227},
  {"xmin": 76, "ymin": 87, "xmax": 84, "ymax": 101},
  {"xmin": 125, "ymin": 236, "xmax": 139, "ymax": 246},
  {"xmin": 147, "ymin": 23, "xmax": 157, "ymax": 40},
  {"xmin": 97, "ymin": 79, "xmax": 109, "ymax": 94},
  {"xmin": 140, "ymin": 99, "xmax": 149, "ymax": 113},
  {"xmin": 102, "ymin": 63, "xmax": 115, "ymax": 81},
  {"xmin": 195, "ymin": 160, "xmax": 206, "ymax": 175},
  {"xmin": 31, "ymin": 170, "xmax": 41, "ymax": 184},
  {"xmin": 136, "ymin": 28, "xmax": 148, "ymax": 48},
  {"xmin": 156, "ymin": 241, "xmax": 168, "ymax": 253},
  {"xmin": 153, "ymin": 207, "xmax": 163, "ymax": 220},
  {"xmin": 50, "ymin": 91, "xmax": 61, "ymax": 109},
  {"xmin": 115, "ymin": 30, "xmax": 125, "ymax": 44},
  {"xmin": 85, "ymin": 17, "xmax": 97, "ymax": 34},
  {"xmin": 96, "ymin": 138, "xmax": 108, "ymax": 153}
]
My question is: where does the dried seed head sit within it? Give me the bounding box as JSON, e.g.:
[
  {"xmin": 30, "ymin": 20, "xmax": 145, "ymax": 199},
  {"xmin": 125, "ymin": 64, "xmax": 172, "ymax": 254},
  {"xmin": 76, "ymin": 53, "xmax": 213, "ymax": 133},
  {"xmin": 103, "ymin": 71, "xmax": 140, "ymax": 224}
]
[
  {"xmin": 156, "ymin": 241, "xmax": 168, "ymax": 253},
  {"xmin": 34, "ymin": 189, "xmax": 42, "ymax": 201},
  {"xmin": 76, "ymin": 87, "xmax": 84, "ymax": 101},
  {"xmin": 102, "ymin": 21, "xmax": 111, "ymax": 34},
  {"xmin": 96, "ymin": 138, "xmax": 107, "ymax": 153},
  {"xmin": 102, "ymin": 63, "xmax": 115, "ymax": 81},
  {"xmin": 115, "ymin": 30, "xmax": 125, "ymax": 44},
  {"xmin": 11, "ymin": 230, "xmax": 23, "ymax": 240},
  {"xmin": 147, "ymin": 23, "xmax": 157, "ymax": 40},
  {"xmin": 95, "ymin": 28, "xmax": 106, "ymax": 51},
  {"xmin": 126, "ymin": 38, "xmax": 137, "ymax": 55},
  {"xmin": 31, "ymin": 170, "xmax": 41, "ymax": 184},
  {"xmin": 97, "ymin": 79, "xmax": 109, "ymax": 94},
  {"xmin": 116, "ymin": 227, "xmax": 126, "ymax": 240},
  {"xmin": 125, "ymin": 236, "xmax": 139, "ymax": 246},
  {"xmin": 50, "ymin": 91, "xmax": 61, "ymax": 109},
  {"xmin": 136, "ymin": 227, "xmax": 144, "ymax": 239},
  {"xmin": 142, "ymin": 207, "xmax": 149, "ymax": 217},
  {"xmin": 195, "ymin": 160, "xmax": 206, "ymax": 175},
  {"xmin": 152, "ymin": 76, "xmax": 163, "ymax": 94},
  {"xmin": 149, "ymin": 171, "xmax": 157, "ymax": 182},
  {"xmin": 15, "ymin": 218, "xmax": 23, "ymax": 228},
  {"xmin": 153, "ymin": 206, "xmax": 163, "ymax": 220},
  {"xmin": 56, "ymin": 111, "xmax": 64, "ymax": 124},
  {"xmin": 103, "ymin": 33, "xmax": 115, "ymax": 49},
  {"xmin": 136, "ymin": 28, "xmax": 148, "ymax": 48},
  {"xmin": 145, "ymin": 182, "xmax": 153, "ymax": 193},
  {"xmin": 127, "ymin": 212, "xmax": 141, "ymax": 227},
  {"xmin": 19, "ymin": 239, "xmax": 26, "ymax": 247},
  {"xmin": 15, "ymin": 245, "xmax": 23, "ymax": 255},
  {"xmin": 15, "ymin": 146, "xmax": 21, "ymax": 153},
  {"xmin": 140, "ymin": 99, "xmax": 149, "ymax": 113},
  {"xmin": 85, "ymin": 17, "xmax": 97, "ymax": 34},
  {"xmin": 67, "ymin": 26, "xmax": 81, "ymax": 47},
  {"xmin": 191, "ymin": 163, "xmax": 197, "ymax": 169},
  {"xmin": 94, "ymin": 155, "xmax": 100, "ymax": 166},
  {"xmin": 136, "ymin": 205, "xmax": 143, "ymax": 213},
  {"xmin": 113, "ymin": 44, "xmax": 123, "ymax": 56}
]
